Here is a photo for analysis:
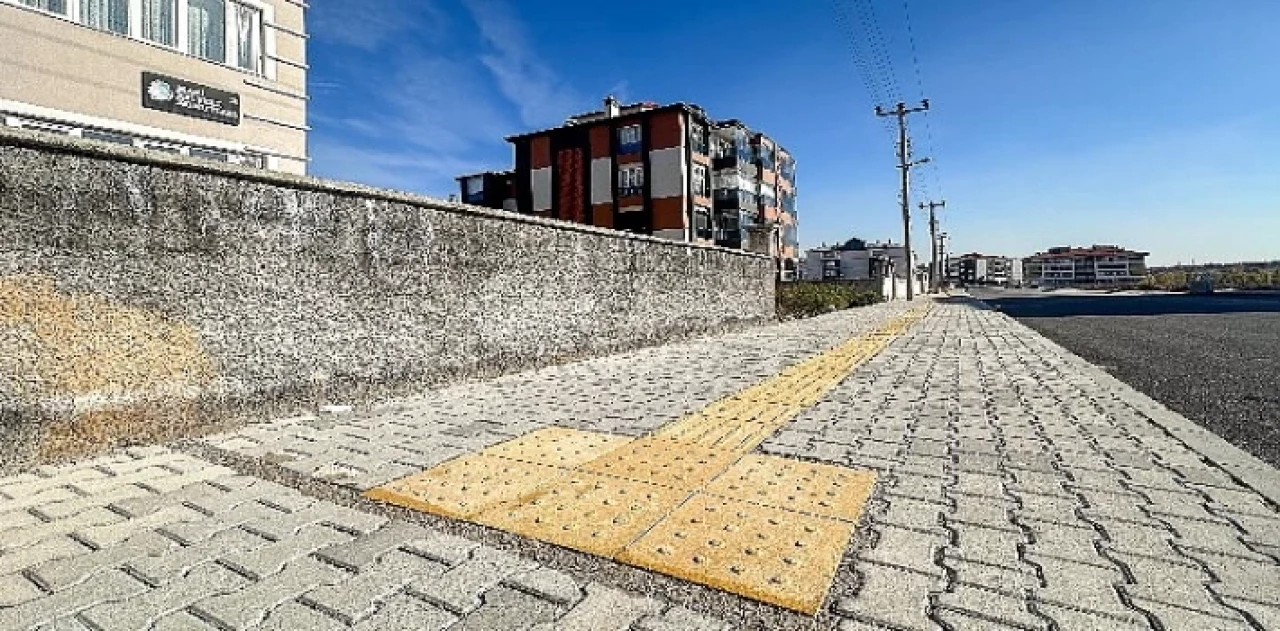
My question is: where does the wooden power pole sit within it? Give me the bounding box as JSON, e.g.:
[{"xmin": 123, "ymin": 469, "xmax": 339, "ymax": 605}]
[{"xmin": 876, "ymin": 100, "xmax": 930, "ymax": 300}]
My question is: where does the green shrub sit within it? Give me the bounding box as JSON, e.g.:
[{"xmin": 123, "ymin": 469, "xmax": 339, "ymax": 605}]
[{"xmin": 777, "ymin": 281, "xmax": 884, "ymax": 320}]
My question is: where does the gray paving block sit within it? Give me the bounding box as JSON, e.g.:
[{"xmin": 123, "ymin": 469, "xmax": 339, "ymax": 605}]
[
  {"xmin": 313, "ymin": 520, "xmax": 434, "ymax": 572},
  {"xmin": 532, "ymin": 582, "xmax": 663, "ymax": 631},
  {"xmin": 3, "ymin": 506, "xmax": 124, "ymax": 550},
  {"xmin": 149, "ymin": 611, "xmax": 223, "ymax": 631},
  {"xmin": 1127, "ymin": 594, "xmax": 1253, "ymax": 631},
  {"xmin": 858, "ymin": 524, "xmax": 948, "ymax": 577},
  {"xmin": 0, "ymin": 570, "xmax": 146, "ymax": 630},
  {"xmin": 75, "ymin": 504, "xmax": 207, "ymax": 549},
  {"xmin": 253, "ymin": 602, "xmax": 347, "ymax": 631},
  {"xmin": 79, "ymin": 562, "xmax": 249, "ymax": 631},
  {"xmin": 415, "ymin": 587, "xmax": 540, "ymax": 631},
  {"xmin": 407, "ymin": 546, "xmax": 538, "ymax": 615},
  {"xmin": 633, "ymin": 605, "xmax": 732, "ymax": 631},
  {"xmin": 0, "ymin": 485, "xmax": 81, "ymax": 514},
  {"xmin": 1026, "ymin": 553, "xmax": 1146, "ymax": 624},
  {"xmin": 1181, "ymin": 549, "xmax": 1280, "ymax": 606},
  {"xmin": 949, "ymin": 522, "xmax": 1028, "ymax": 570},
  {"xmin": 0, "ymin": 573, "xmax": 45, "ymax": 608},
  {"xmin": 0, "ymin": 535, "xmax": 89, "ymax": 576},
  {"xmin": 833, "ymin": 561, "xmax": 943, "ymax": 631},
  {"xmin": 126, "ymin": 526, "xmax": 271, "ymax": 587},
  {"xmin": 936, "ymin": 586, "xmax": 1049, "ymax": 630},
  {"xmin": 191, "ymin": 557, "xmax": 347, "ymax": 630},
  {"xmin": 401, "ymin": 531, "xmax": 482, "ymax": 567},
  {"xmin": 31, "ymin": 530, "xmax": 176, "ymax": 592},
  {"xmin": 32, "ymin": 484, "xmax": 155, "ymax": 521},
  {"xmin": 159, "ymin": 501, "xmax": 292, "ymax": 545},
  {"xmin": 501, "ymin": 566, "xmax": 585, "ymax": 606},
  {"xmin": 878, "ymin": 496, "xmax": 947, "ymax": 531},
  {"xmin": 221, "ymin": 523, "xmax": 353, "ymax": 580},
  {"xmin": 302, "ymin": 549, "xmax": 449, "ymax": 624}
]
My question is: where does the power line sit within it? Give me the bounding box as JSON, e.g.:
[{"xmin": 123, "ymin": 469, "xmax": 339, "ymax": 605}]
[
  {"xmin": 899, "ymin": 0, "xmax": 942, "ymax": 200},
  {"xmin": 851, "ymin": 0, "xmax": 903, "ymax": 105},
  {"xmin": 829, "ymin": 0, "xmax": 897, "ymax": 141}
]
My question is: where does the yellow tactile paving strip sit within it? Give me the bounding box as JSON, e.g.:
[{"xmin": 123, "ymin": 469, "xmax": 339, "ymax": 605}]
[{"xmin": 366, "ymin": 304, "xmax": 932, "ymax": 614}]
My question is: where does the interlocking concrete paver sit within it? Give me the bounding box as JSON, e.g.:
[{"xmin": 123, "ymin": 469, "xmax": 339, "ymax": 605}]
[
  {"xmin": 0, "ymin": 570, "xmax": 146, "ymax": 630},
  {"xmin": 79, "ymin": 562, "xmax": 249, "ymax": 631},
  {"xmin": 433, "ymin": 587, "xmax": 550, "ymax": 631},
  {"xmin": 0, "ymin": 573, "xmax": 44, "ymax": 608},
  {"xmin": 834, "ymin": 562, "xmax": 943, "ymax": 631},
  {"xmin": 301, "ymin": 549, "xmax": 450, "ymax": 624},
  {"xmin": 531, "ymin": 583, "xmax": 664, "ymax": 631},
  {"xmin": 190, "ymin": 556, "xmax": 347, "ymax": 630},
  {"xmin": 501, "ymin": 566, "xmax": 586, "ymax": 606},
  {"xmin": 30, "ymin": 530, "xmax": 176, "ymax": 592},
  {"xmin": 406, "ymin": 546, "xmax": 539, "ymax": 615},
  {"xmin": 634, "ymin": 605, "xmax": 734, "ymax": 631},
  {"xmin": 5, "ymin": 298, "xmax": 1278, "ymax": 629}
]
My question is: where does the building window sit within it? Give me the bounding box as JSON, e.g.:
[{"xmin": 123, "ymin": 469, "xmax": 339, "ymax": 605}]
[
  {"xmin": 232, "ymin": 0, "xmax": 262, "ymax": 73},
  {"xmin": 618, "ymin": 164, "xmax": 644, "ymax": 196},
  {"xmin": 80, "ymin": 0, "xmax": 129, "ymax": 34},
  {"xmin": 20, "ymin": 0, "xmax": 67, "ymax": 14},
  {"xmin": 463, "ymin": 175, "xmax": 484, "ymax": 203},
  {"xmin": 692, "ymin": 164, "xmax": 709, "ymax": 197},
  {"xmin": 141, "ymin": 0, "xmax": 176, "ymax": 45},
  {"xmin": 689, "ymin": 123, "xmax": 707, "ymax": 155},
  {"xmin": 617, "ymin": 124, "xmax": 641, "ymax": 153},
  {"xmin": 81, "ymin": 128, "xmax": 135, "ymax": 145},
  {"xmin": 187, "ymin": 0, "xmax": 225, "ymax": 62},
  {"xmin": 693, "ymin": 205, "xmax": 712, "ymax": 240}
]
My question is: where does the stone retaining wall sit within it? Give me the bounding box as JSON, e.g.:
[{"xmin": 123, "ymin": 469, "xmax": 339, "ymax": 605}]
[{"xmin": 0, "ymin": 128, "xmax": 774, "ymax": 470}]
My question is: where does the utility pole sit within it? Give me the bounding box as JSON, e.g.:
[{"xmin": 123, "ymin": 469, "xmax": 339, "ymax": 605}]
[
  {"xmin": 876, "ymin": 100, "xmax": 930, "ymax": 300},
  {"xmin": 919, "ymin": 199, "xmax": 946, "ymax": 293}
]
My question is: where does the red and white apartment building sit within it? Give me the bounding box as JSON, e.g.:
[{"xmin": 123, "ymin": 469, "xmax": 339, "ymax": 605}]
[
  {"xmin": 457, "ymin": 97, "xmax": 800, "ymax": 279},
  {"xmin": 1022, "ymin": 245, "xmax": 1149, "ymax": 287}
]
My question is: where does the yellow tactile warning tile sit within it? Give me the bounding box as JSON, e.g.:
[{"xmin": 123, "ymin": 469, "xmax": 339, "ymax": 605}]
[
  {"xmin": 578, "ymin": 437, "xmax": 742, "ymax": 491},
  {"xmin": 479, "ymin": 426, "xmax": 631, "ymax": 469},
  {"xmin": 363, "ymin": 453, "xmax": 566, "ymax": 519},
  {"xmin": 474, "ymin": 473, "xmax": 690, "ymax": 557},
  {"xmin": 617, "ymin": 493, "xmax": 856, "ymax": 614},
  {"xmin": 367, "ymin": 304, "xmax": 934, "ymax": 614},
  {"xmin": 702, "ymin": 454, "xmax": 877, "ymax": 522}
]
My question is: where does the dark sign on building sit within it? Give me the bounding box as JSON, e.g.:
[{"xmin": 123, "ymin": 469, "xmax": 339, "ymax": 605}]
[{"xmin": 141, "ymin": 72, "xmax": 240, "ymax": 126}]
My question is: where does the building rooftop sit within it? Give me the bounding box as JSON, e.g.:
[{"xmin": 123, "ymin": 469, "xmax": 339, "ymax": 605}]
[{"xmin": 1028, "ymin": 245, "xmax": 1150, "ymax": 258}]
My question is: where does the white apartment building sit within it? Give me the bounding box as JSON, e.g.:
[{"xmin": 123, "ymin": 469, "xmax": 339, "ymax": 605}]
[
  {"xmin": 1, "ymin": 0, "xmax": 307, "ymax": 172},
  {"xmin": 1023, "ymin": 245, "xmax": 1149, "ymax": 286},
  {"xmin": 802, "ymin": 237, "xmax": 917, "ymax": 281}
]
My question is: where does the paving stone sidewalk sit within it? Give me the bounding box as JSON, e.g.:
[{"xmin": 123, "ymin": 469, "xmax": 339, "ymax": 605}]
[{"xmin": 2, "ymin": 297, "xmax": 1277, "ymax": 630}]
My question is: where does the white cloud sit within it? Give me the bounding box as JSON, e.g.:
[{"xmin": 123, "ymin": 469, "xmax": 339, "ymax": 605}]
[
  {"xmin": 463, "ymin": 0, "xmax": 584, "ymax": 127},
  {"xmin": 309, "ymin": 1, "xmax": 447, "ymax": 51}
]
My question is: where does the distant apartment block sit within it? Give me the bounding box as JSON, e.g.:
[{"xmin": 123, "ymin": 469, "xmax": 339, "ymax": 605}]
[
  {"xmin": 1023, "ymin": 245, "xmax": 1149, "ymax": 287},
  {"xmin": 460, "ymin": 97, "xmax": 800, "ymax": 279},
  {"xmin": 1, "ymin": 0, "xmax": 308, "ymax": 172},
  {"xmin": 947, "ymin": 253, "xmax": 1023, "ymax": 286},
  {"xmin": 457, "ymin": 170, "xmax": 515, "ymax": 212},
  {"xmin": 802, "ymin": 237, "xmax": 917, "ymax": 281}
]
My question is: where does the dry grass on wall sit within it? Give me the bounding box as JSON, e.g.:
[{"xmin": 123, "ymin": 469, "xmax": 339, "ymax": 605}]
[{"xmin": 0, "ymin": 274, "xmax": 218, "ymax": 459}]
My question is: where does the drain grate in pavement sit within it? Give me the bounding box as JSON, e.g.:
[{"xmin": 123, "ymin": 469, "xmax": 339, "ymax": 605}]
[{"xmin": 366, "ymin": 305, "xmax": 932, "ymax": 615}]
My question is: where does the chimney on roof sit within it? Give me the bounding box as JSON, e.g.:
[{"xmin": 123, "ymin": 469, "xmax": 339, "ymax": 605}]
[{"xmin": 604, "ymin": 95, "xmax": 620, "ymax": 118}]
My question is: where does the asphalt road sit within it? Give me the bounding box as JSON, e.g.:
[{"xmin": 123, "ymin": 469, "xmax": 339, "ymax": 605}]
[{"xmin": 972, "ymin": 289, "xmax": 1280, "ymax": 468}]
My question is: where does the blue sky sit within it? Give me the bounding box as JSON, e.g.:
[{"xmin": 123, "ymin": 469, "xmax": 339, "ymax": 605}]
[{"xmin": 307, "ymin": 0, "xmax": 1280, "ymax": 266}]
